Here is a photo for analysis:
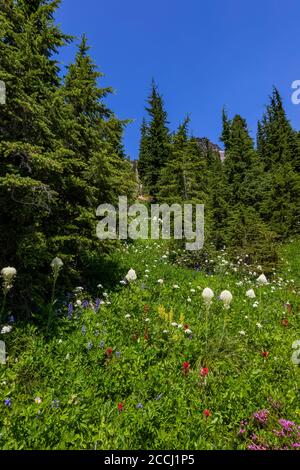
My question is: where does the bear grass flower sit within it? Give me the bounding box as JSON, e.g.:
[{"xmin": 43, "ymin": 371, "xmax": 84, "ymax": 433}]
[
  {"xmin": 246, "ymin": 289, "xmax": 256, "ymax": 299},
  {"xmin": 1, "ymin": 267, "xmax": 17, "ymax": 291},
  {"xmin": 291, "ymin": 340, "xmax": 300, "ymax": 365},
  {"xmin": 50, "ymin": 257, "xmax": 63, "ymax": 272},
  {"xmin": 257, "ymin": 274, "xmax": 268, "ymax": 286},
  {"xmin": 220, "ymin": 290, "xmax": 233, "ymax": 309},
  {"xmin": 125, "ymin": 269, "xmax": 137, "ymax": 282},
  {"xmin": 202, "ymin": 288, "xmax": 214, "ymax": 306}
]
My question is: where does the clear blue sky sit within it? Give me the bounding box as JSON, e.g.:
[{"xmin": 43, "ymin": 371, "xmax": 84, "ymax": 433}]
[{"xmin": 55, "ymin": 0, "xmax": 300, "ymax": 159}]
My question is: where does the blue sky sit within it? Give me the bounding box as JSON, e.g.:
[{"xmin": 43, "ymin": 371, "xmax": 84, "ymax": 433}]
[{"xmin": 56, "ymin": 0, "xmax": 300, "ymax": 159}]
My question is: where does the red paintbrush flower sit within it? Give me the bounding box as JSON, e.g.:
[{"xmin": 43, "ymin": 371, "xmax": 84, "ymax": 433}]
[
  {"xmin": 261, "ymin": 351, "xmax": 269, "ymax": 358},
  {"xmin": 117, "ymin": 402, "xmax": 123, "ymax": 412},
  {"xmin": 182, "ymin": 361, "xmax": 190, "ymax": 375},
  {"xmin": 106, "ymin": 347, "xmax": 113, "ymax": 357},
  {"xmin": 184, "ymin": 324, "xmax": 190, "ymax": 331},
  {"xmin": 281, "ymin": 319, "xmax": 289, "ymax": 327},
  {"xmin": 200, "ymin": 367, "xmax": 209, "ymax": 377},
  {"xmin": 203, "ymin": 409, "xmax": 211, "ymax": 418}
]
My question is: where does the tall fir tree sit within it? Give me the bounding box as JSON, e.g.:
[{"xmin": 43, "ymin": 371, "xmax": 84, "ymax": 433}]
[
  {"xmin": 257, "ymin": 88, "xmax": 300, "ymax": 236},
  {"xmin": 158, "ymin": 117, "xmax": 207, "ymax": 205},
  {"xmin": 138, "ymin": 81, "xmax": 170, "ymax": 196}
]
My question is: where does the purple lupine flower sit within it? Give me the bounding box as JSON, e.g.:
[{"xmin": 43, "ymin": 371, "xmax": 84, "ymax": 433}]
[
  {"xmin": 94, "ymin": 298, "xmax": 101, "ymax": 313},
  {"xmin": 67, "ymin": 303, "xmax": 73, "ymax": 319},
  {"xmin": 4, "ymin": 398, "xmax": 11, "ymax": 408},
  {"xmin": 7, "ymin": 315, "xmax": 15, "ymax": 324},
  {"xmin": 82, "ymin": 300, "xmax": 89, "ymax": 309},
  {"xmin": 137, "ymin": 403, "xmax": 143, "ymax": 409}
]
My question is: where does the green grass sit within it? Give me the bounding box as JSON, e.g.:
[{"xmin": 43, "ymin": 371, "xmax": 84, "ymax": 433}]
[{"xmin": 0, "ymin": 240, "xmax": 300, "ymax": 450}]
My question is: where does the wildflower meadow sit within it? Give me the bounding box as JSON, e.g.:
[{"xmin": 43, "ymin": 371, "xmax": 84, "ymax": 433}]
[{"xmin": 0, "ymin": 239, "xmax": 299, "ymax": 450}]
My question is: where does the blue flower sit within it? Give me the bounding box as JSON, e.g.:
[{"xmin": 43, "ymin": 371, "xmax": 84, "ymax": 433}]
[
  {"xmin": 137, "ymin": 403, "xmax": 143, "ymax": 409},
  {"xmin": 82, "ymin": 300, "xmax": 89, "ymax": 309},
  {"xmin": 67, "ymin": 303, "xmax": 73, "ymax": 319},
  {"xmin": 4, "ymin": 398, "xmax": 11, "ymax": 408},
  {"xmin": 7, "ymin": 315, "xmax": 15, "ymax": 324},
  {"xmin": 94, "ymin": 298, "xmax": 101, "ymax": 313}
]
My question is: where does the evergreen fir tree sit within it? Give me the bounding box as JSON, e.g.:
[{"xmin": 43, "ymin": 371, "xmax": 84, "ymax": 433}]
[
  {"xmin": 138, "ymin": 81, "xmax": 170, "ymax": 195},
  {"xmin": 257, "ymin": 88, "xmax": 300, "ymax": 235}
]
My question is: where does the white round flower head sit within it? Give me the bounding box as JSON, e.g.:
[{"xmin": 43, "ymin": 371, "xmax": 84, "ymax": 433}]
[
  {"xmin": 125, "ymin": 269, "xmax": 137, "ymax": 282},
  {"xmin": 1, "ymin": 267, "xmax": 17, "ymax": 282},
  {"xmin": 51, "ymin": 257, "xmax": 63, "ymax": 271},
  {"xmin": 246, "ymin": 289, "xmax": 256, "ymax": 299},
  {"xmin": 125, "ymin": 314, "xmax": 131, "ymax": 319},
  {"xmin": 202, "ymin": 288, "xmax": 214, "ymax": 305},
  {"xmin": 157, "ymin": 279, "xmax": 164, "ymax": 284},
  {"xmin": 292, "ymin": 340, "xmax": 300, "ymax": 350},
  {"xmin": 220, "ymin": 290, "xmax": 233, "ymax": 309},
  {"xmin": 185, "ymin": 329, "xmax": 192, "ymax": 334},
  {"xmin": 1, "ymin": 325, "xmax": 13, "ymax": 334},
  {"xmin": 257, "ymin": 274, "xmax": 268, "ymax": 286},
  {"xmin": 292, "ymin": 350, "xmax": 300, "ymax": 365}
]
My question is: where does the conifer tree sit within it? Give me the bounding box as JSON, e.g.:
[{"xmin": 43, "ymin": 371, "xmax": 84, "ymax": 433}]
[
  {"xmin": 158, "ymin": 117, "xmax": 207, "ymax": 205},
  {"xmin": 257, "ymin": 88, "xmax": 300, "ymax": 235},
  {"xmin": 138, "ymin": 81, "xmax": 170, "ymax": 195}
]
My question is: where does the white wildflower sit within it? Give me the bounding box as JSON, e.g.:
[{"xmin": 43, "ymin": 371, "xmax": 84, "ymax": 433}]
[
  {"xmin": 220, "ymin": 290, "xmax": 233, "ymax": 309},
  {"xmin": 0, "ymin": 325, "xmax": 12, "ymax": 334},
  {"xmin": 50, "ymin": 257, "xmax": 63, "ymax": 271},
  {"xmin": 125, "ymin": 269, "xmax": 137, "ymax": 282},
  {"xmin": 246, "ymin": 289, "xmax": 256, "ymax": 299},
  {"xmin": 257, "ymin": 274, "xmax": 268, "ymax": 286},
  {"xmin": 202, "ymin": 288, "xmax": 214, "ymax": 306}
]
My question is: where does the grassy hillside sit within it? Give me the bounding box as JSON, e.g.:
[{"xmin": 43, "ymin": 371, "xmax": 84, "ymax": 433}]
[{"xmin": 0, "ymin": 240, "xmax": 299, "ymax": 450}]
